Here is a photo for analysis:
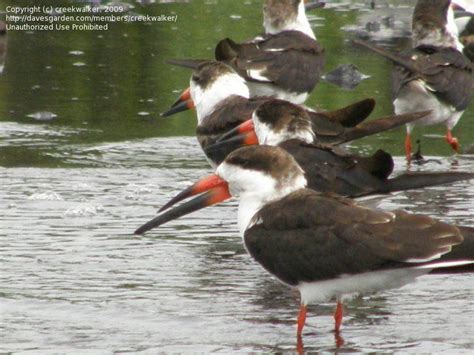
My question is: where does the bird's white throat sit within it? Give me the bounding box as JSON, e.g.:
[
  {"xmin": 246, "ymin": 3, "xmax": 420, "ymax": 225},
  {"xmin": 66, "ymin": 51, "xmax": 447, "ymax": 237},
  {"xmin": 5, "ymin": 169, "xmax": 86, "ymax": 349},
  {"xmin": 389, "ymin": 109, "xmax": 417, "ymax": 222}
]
[
  {"xmin": 216, "ymin": 163, "xmax": 307, "ymax": 235},
  {"xmin": 191, "ymin": 73, "xmax": 250, "ymax": 124}
]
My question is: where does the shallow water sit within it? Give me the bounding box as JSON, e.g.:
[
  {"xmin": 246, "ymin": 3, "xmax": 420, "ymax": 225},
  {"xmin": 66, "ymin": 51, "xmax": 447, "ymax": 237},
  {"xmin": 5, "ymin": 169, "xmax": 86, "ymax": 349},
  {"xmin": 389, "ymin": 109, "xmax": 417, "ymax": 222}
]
[
  {"xmin": 2, "ymin": 136, "xmax": 474, "ymax": 353},
  {"xmin": 1, "ymin": 0, "xmax": 474, "ymax": 353}
]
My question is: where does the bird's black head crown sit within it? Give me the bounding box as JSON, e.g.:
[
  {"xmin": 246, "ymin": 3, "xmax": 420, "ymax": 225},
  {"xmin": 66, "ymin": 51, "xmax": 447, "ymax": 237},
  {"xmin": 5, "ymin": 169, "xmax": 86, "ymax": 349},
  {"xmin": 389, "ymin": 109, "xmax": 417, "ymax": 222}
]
[
  {"xmin": 192, "ymin": 61, "xmax": 235, "ymax": 90},
  {"xmin": 413, "ymin": 0, "xmax": 451, "ymax": 32},
  {"xmin": 225, "ymin": 145, "xmax": 303, "ymax": 182},
  {"xmin": 263, "ymin": 0, "xmax": 301, "ymax": 26},
  {"xmin": 412, "ymin": 0, "xmax": 461, "ymax": 48},
  {"xmin": 254, "ymin": 99, "xmax": 312, "ymax": 134}
]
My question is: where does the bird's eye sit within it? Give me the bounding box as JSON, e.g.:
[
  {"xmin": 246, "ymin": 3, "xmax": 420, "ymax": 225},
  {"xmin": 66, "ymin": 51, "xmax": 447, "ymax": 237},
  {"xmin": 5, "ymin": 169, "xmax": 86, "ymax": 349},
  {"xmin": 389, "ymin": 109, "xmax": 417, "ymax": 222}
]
[{"xmin": 192, "ymin": 75, "xmax": 200, "ymax": 82}]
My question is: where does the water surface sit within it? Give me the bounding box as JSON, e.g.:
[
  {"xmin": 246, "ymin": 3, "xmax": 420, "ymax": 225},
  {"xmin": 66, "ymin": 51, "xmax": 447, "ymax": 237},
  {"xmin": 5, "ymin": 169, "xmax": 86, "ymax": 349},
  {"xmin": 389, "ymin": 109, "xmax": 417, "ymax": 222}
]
[{"xmin": 1, "ymin": 0, "xmax": 473, "ymax": 353}]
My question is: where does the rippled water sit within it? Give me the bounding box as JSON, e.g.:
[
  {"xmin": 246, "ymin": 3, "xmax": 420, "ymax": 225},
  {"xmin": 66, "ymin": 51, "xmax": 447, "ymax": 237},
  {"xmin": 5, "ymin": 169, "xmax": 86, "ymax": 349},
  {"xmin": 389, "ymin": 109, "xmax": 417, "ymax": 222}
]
[
  {"xmin": 1, "ymin": 0, "xmax": 474, "ymax": 353},
  {"xmin": 2, "ymin": 133, "xmax": 474, "ymax": 353}
]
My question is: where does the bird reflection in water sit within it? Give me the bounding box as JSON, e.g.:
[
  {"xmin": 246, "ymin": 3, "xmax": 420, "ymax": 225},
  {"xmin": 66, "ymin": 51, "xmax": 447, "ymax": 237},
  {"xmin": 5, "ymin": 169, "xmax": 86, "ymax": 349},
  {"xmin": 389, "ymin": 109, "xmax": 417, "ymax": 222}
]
[{"xmin": 296, "ymin": 329, "xmax": 345, "ymax": 353}]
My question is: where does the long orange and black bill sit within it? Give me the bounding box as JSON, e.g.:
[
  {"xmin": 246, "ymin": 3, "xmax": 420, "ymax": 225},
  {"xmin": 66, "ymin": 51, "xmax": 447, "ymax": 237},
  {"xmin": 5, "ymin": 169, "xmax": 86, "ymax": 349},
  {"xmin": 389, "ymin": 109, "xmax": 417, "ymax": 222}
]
[
  {"xmin": 216, "ymin": 119, "xmax": 255, "ymax": 143},
  {"xmin": 158, "ymin": 174, "xmax": 227, "ymax": 213},
  {"xmin": 206, "ymin": 131, "xmax": 258, "ymax": 155},
  {"xmin": 205, "ymin": 120, "xmax": 258, "ymax": 155},
  {"xmin": 161, "ymin": 87, "xmax": 195, "ymax": 117},
  {"xmin": 134, "ymin": 175, "xmax": 231, "ymax": 235}
]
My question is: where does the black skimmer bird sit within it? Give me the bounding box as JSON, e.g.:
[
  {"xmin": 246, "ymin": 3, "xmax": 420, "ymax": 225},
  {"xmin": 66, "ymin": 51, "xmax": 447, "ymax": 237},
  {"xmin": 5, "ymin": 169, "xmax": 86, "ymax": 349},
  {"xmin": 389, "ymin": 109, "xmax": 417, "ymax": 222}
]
[
  {"xmin": 135, "ymin": 145, "xmax": 474, "ymax": 337},
  {"xmin": 452, "ymin": 0, "xmax": 474, "ymax": 18},
  {"xmin": 204, "ymin": 99, "xmax": 474, "ymax": 198},
  {"xmin": 169, "ymin": 0, "xmax": 325, "ymax": 104},
  {"xmin": 355, "ymin": 0, "xmax": 473, "ymax": 162},
  {"xmin": 452, "ymin": 0, "xmax": 474, "ymax": 31},
  {"xmin": 162, "ymin": 61, "xmax": 429, "ymax": 167},
  {"xmin": 452, "ymin": 0, "xmax": 474, "ymax": 61}
]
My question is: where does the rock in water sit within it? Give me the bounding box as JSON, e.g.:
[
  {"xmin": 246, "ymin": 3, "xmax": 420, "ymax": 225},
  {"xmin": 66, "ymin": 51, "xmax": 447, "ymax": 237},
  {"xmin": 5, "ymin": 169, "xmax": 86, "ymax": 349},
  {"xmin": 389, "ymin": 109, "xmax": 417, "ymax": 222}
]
[{"xmin": 323, "ymin": 64, "xmax": 370, "ymax": 90}]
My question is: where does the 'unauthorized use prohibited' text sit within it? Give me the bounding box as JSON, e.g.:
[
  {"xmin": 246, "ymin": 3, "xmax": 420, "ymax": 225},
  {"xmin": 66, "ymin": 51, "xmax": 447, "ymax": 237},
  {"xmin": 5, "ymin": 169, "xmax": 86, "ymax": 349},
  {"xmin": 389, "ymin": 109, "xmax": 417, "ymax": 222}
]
[{"xmin": 5, "ymin": 5, "xmax": 178, "ymax": 32}]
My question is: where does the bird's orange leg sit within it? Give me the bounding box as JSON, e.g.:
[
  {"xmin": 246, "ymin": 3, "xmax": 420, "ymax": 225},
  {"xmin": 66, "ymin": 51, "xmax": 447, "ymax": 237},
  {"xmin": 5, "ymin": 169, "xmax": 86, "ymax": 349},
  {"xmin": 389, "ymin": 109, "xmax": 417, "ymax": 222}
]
[
  {"xmin": 297, "ymin": 304, "xmax": 307, "ymax": 337},
  {"xmin": 334, "ymin": 300, "xmax": 343, "ymax": 333},
  {"xmin": 405, "ymin": 133, "xmax": 412, "ymax": 163},
  {"xmin": 296, "ymin": 335, "xmax": 305, "ymax": 354},
  {"xmin": 446, "ymin": 130, "xmax": 460, "ymax": 153}
]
